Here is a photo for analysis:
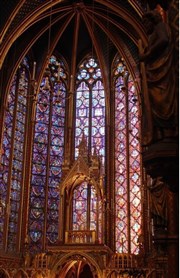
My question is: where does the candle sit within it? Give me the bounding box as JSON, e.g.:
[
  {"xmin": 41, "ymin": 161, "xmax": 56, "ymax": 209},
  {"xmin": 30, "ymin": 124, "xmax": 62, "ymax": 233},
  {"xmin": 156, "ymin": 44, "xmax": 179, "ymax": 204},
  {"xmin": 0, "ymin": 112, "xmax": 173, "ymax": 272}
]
[
  {"xmin": 151, "ymin": 218, "xmax": 154, "ymax": 236},
  {"xmin": 121, "ymin": 237, "xmax": 124, "ymax": 253},
  {"xmin": 57, "ymin": 64, "xmax": 60, "ymax": 81},
  {"xmin": 77, "ymin": 160, "xmax": 80, "ymax": 173},
  {"xmin": 70, "ymin": 74, "xmax": 73, "ymax": 92},
  {"xmin": 32, "ymin": 61, "xmax": 36, "ymax": 80}
]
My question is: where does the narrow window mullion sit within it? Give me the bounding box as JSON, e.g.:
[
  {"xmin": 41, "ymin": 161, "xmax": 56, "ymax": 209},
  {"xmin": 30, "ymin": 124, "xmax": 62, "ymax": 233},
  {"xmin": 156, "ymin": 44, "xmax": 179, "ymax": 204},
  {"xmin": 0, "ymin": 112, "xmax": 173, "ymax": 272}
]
[
  {"xmin": 87, "ymin": 184, "xmax": 91, "ymax": 230},
  {"xmin": 43, "ymin": 88, "xmax": 53, "ymax": 250}
]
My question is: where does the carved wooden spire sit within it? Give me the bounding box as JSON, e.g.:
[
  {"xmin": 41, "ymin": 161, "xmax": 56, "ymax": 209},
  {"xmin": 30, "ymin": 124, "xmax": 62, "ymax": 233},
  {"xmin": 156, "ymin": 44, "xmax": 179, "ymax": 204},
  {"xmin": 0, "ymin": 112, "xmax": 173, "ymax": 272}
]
[{"xmin": 78, "ymin": 132, "xmax": 88, "ymax": 158}]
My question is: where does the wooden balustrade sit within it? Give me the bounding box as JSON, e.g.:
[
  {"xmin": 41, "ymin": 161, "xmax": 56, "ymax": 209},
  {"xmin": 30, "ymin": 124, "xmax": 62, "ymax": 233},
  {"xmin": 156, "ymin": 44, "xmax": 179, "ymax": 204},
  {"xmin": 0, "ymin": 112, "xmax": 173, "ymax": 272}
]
[
  {"xmin": 65, "ymin": 230, "xmax": 96, "ymax": 244},
  {"xmin": 110, "ymin": 253, "xmax": 135, "ymax": 269}
]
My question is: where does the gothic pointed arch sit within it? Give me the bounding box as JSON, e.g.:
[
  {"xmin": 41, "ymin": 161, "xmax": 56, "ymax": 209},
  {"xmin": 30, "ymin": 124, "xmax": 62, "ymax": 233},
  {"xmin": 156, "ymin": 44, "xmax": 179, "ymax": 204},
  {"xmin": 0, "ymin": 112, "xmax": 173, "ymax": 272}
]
[
  {"xmin": 59, "ymin": 134, "xmax": 104, "ymax": 244},
  {"xmin": 51, "ymin": 252, "xmax": 103, "ymax": 278}
]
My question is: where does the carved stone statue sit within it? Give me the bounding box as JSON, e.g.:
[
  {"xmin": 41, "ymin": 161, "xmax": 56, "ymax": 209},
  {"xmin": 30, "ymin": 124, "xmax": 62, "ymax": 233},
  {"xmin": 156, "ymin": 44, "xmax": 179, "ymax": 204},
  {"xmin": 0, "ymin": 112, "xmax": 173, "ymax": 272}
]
[
  {"xmin": 139, "ymin": 10, "xmax": 177, "ymax": 145},
  {"xmin": 149, "ymin": 177, "xmax": 167, "ymax": 232}
]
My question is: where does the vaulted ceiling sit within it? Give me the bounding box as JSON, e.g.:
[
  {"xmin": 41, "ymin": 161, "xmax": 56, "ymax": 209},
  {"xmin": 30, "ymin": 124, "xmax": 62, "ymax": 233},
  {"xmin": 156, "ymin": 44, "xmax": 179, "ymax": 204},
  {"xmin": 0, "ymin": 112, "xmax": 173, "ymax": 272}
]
[{"xmin": 0, "ymin": 0, "xmax": 148, "ymax": 100}]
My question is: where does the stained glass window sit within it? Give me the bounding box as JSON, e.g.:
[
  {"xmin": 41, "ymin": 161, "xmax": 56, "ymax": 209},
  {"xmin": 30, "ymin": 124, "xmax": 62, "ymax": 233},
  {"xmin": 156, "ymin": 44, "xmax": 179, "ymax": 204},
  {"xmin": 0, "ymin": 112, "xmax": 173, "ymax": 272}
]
[
  {"xmin": 0, "ymin": 52, "xmax": 142, "ymax": 255},
  {"xmin": 73, "ymin": 57, "xmax": 105, "ymax": 242},
  {"xmin": 29, "ymin": 55, "xmax": 67, "ymax": 252},
  {"xmin": 75, "ymin": 57, "xmax": 105, "ymax": 163},
  {"xmin": 114, "ymin": 57, "xmax": 141, "ymax": 254},
  {"xmin": 0, "ymin": 58, "xmax": 29, "ymax": 251}
]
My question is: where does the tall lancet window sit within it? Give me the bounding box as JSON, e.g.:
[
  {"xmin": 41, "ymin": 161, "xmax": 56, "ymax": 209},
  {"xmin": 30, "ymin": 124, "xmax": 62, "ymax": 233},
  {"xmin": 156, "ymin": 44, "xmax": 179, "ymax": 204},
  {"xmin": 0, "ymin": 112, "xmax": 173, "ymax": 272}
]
[
  {"xmin": 0, "ymin": 58, "xmax": 29, "ymax": 251},
  {"xmin": 114, "ymin": 56, "xmax": 141, "ymax": 254},
  {"xmin": 29, "ymin": 55, "xmax": 67, "ymax": 252},
  {"xmin": 75, "ymin": 57, "xmax": 105, "ymax": 162},
  {"xmin": 72, "ymin": 57, "xmax": 105, "ymax": 242}
]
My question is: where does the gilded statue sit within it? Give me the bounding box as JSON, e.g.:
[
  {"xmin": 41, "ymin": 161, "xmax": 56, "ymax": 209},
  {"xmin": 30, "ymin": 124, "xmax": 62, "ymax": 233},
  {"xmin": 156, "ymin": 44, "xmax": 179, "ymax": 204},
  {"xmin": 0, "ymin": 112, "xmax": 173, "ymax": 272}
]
[{"xmin": 139, "ymin": 10, "xmax": 177, "ymax": 145}]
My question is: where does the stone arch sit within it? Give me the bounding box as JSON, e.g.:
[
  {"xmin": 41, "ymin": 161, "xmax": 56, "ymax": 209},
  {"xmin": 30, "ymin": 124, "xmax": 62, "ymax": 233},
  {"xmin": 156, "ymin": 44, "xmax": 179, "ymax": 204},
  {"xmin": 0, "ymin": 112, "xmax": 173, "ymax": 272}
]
[
  {"xmin": 31, "ymin": 270, "xmax": 47, "ymax": 278},
  {"xmin": 0, "ymin": 268, "xmax": 11, "ymax": 278},
  {"xmin": 51, "ymin": 251, "xmax": 103, "ymax": 278},
  {"xmin": 13, "ymin": 268, "xmax": 29, "ymax": 278}
]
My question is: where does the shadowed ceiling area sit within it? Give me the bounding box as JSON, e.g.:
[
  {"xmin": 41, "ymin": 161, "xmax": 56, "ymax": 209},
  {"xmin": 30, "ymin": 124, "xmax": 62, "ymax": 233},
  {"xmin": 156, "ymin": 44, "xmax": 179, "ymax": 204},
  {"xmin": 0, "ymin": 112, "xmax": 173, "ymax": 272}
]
[{"xmin": 0, "ymin": 1, "xmax": 147, "ymax": 77}]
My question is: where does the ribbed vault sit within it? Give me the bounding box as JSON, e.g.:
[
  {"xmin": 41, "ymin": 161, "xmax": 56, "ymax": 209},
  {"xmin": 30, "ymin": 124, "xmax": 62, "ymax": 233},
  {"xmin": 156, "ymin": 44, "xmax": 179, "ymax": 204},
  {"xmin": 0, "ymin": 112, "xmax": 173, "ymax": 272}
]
[{"xmin": 0, "ymin": 1, "xmax": 147, "ymax": 79}]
